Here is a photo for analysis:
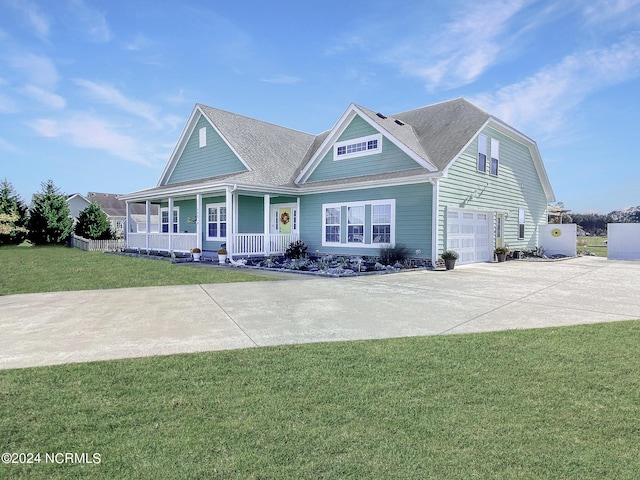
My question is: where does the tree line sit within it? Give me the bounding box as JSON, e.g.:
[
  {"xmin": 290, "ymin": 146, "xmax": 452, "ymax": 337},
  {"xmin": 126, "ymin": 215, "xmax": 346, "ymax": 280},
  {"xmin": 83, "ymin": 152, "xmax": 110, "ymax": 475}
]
[
  {"xmin": 551, "ymin": 206, "xmax": 640, "ymax": 235},
  {"xmin": 0, "ymin": 178, "xmax": 113, "ymax": 246}
]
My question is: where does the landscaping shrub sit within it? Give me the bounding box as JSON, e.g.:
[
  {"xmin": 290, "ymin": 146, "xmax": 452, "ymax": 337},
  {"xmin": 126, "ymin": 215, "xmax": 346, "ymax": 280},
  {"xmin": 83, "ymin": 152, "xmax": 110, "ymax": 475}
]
[
  {"xmin": 378, "ymin": 243, "xmax": 409, "ymax": 265},
  {"xmin": 285, "ymin": 240, "xmax": 308, "ymax": 259}
]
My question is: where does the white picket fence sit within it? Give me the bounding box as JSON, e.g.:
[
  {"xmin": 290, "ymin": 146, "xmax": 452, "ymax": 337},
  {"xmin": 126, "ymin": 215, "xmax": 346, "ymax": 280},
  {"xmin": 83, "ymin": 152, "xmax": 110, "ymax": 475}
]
[{"xmin": 72, "ymin": 234, "xmax": 125, "ymax": 252}]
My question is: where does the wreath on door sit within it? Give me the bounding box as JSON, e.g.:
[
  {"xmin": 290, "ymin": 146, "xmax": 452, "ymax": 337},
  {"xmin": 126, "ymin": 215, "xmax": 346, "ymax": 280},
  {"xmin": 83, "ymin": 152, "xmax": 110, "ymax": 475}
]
[{"xmin": 280, "ymin": 212, "xmax": 290, "ymax": 225}]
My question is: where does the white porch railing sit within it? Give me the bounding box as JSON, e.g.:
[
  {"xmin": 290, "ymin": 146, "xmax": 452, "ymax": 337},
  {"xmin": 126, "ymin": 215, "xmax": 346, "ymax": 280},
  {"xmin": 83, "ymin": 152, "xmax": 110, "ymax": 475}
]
[
  {"xmin": 127, "ymin": 233, "xmax": 197, "ymax": 252},
  {"xmin": 232, "ymin": 233, "xmax": 299, "ymax": 255},
  {"xmin": 127, "ymin": 232, "xmax": 297, "ymax": 255}
]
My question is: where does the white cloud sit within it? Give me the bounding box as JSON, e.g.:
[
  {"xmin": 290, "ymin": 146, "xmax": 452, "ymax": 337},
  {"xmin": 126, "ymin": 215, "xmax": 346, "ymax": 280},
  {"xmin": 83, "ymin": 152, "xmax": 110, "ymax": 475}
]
[
  {"xmin": 74, "ymin": 79, "xmax": 162, "ymax": 127},
  {"xmin": 0, "ymin": 137, "xmax": 21, "ymax": 154},
  {"xmin": 29, "ymin": 114, "xmax": 151, "ymax": 166},
  {"xmin": 68, "ymin": 0, "xmax": 111, "ymax": 43},
  {"xmin": 8, "ymin": 53, "xmax": 59, "ymax": 89},
  {"xmin": 260, "ymin": 75, "xmax": 302, "ymax": 85},
  {"xmin": 5, "ymin": 0, "xmax": 51, "ymax": 39},
  {"xmin": 0, "ymin": 93, "xmax": 19, "ymax": 113},
  {"xmin": 124, "ymin": 33, "xmax": 152, "ymax": 51},
  {"xmin": 20, "ymin": 85, "xmax": 66, "ymax": 109},
  {"xmin": 583, "ymin": 0, "xmax": 640, "ymax": 26},
  {"xmin": 382, "ymin": 0, "xmax": 535, "ymax": 90},
  {"xmin": 471, "ymin": 34, "xmax": 640, "ymax": 136}
]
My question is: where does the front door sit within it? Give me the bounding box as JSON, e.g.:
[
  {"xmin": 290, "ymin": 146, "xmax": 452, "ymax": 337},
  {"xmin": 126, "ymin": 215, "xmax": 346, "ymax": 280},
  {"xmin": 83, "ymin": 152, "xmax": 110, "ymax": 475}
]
[
  {"xmin": 270, "ymin": 204, "xmax": 298, "ymax": 235},
  {"xmin": 495, "ymin": 213, "xmax": 504, "ymax": 248}
]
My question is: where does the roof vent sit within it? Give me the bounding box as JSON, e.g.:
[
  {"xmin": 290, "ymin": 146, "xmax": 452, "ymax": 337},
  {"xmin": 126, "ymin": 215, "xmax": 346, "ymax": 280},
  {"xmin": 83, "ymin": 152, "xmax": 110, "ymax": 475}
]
[
  {"xmin": 376, "ymin": 113, "xmax": 387, "ymax": 119},
  {"xmin": 394, "ymin": 119, "xmax": 405, "ymax": 126}
]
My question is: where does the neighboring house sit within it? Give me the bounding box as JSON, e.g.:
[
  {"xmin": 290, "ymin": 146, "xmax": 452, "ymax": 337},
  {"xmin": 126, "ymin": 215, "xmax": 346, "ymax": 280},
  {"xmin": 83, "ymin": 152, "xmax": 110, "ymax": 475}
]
[
  {"xmin": 87, "ymin": 192, "xmax": 158, "ymax": 237},
  {"xmin": 66, "ymin": 192, "xmax": 158, "ymax": 237},
  {"xmin": 66, "ymin": 193, "xmax": 92, "ymax": 225},
  {"xmin": 120, "ymin": 98, "xmax": 555, "ymax": 264}
]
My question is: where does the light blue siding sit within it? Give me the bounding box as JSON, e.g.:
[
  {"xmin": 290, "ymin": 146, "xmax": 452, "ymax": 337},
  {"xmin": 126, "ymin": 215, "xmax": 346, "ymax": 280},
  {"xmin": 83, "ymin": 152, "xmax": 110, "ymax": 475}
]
[
  {"xmin": 167, "ymin": 115, "xmax": 248, "ymax": 185},
  {"xmin": 300, "ymin": 183, "xmax": 433, "ymax": 258},
  {"xmin": 307, "ymin": 115, "xmax": 423, "ymax": 183},
  {"xmin": 438, "ymin": 126, "xmax": 548, "ymax": 253}
]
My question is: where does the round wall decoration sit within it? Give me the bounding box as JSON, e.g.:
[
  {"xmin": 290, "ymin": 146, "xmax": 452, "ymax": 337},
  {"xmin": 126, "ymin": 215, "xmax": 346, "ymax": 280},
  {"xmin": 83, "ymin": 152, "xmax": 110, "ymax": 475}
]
[
  {"xmin": 551, "ymin": 228, "xmax": 562, "ymax": 237},
  {"xmin": 280, "ymin": 212, "xmax": 290, "ymax": 225}
]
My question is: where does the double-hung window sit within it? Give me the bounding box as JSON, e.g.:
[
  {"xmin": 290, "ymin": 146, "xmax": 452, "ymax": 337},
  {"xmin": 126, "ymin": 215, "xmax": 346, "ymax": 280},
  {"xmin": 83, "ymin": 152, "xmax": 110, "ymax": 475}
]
[
  {"xmin": 372, "ymin": 204, "xmax": 391, "ymax": 243},
  {"xmin": 322, "ymin": 199, "xmax": 395, "ymax": 247},
  {"xmin": 477, "ymin": 134, "xmax": 487, "ymax": 173},
  {"xmin": 490, "ymin": 138, "xmax": 499, "ymax": 176},
  {"xmin": 324, "ymin": 206, "xmax": 341, "ymax": 243},
  {"xmin": 347, "ymin": 206, "xmax": 365, "ymax": 243},
  {"xmin": 160, "ymin": 207, "xmax": 179, "ymax": 233},
  {"xmin": 206, "ymin": 204, "xmax": 227, "ymax": 240}
]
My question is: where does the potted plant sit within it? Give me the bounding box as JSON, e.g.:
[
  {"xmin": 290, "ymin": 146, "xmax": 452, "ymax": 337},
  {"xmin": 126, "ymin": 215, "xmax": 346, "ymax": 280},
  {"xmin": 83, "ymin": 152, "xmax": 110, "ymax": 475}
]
[
  {"xmin": 441, "ymin": 250, "xmax": 459, "ymax": 270},
  {"xmin": 190, "ymin": 247, "xmax": 202, "ymax": 262},
  {"xmin": 217, "ymin": 248, "xmax": 227, "ymax": 264},
  {"xmin": 494, "ymin": 246, "xmax": 509, "ymax": 263}
]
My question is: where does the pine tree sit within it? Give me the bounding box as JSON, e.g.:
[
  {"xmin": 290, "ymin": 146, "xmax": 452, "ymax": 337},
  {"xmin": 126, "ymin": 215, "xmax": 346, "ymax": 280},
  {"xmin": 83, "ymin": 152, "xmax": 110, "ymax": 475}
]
[
  {"xmin": 28, "ymin": 180, "xmax": 73, "ymax": 245},
  {"xmin": 75, "ymin": 202, "xmax": 113, "ymax": 240},
  {"xmin": 0, "ymin": 179, "xmax": 29, "ymax": 245}
]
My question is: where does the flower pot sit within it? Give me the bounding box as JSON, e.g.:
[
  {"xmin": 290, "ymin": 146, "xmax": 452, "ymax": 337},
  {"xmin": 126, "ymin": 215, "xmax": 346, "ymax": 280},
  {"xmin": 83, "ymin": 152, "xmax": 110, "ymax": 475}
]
[
  {"xmin": 496, "ymin": 253, "xmax": 507, "ymax": 263},
  {"xmin": 193, "ymin": 253, "xmax": 201, "ymax": 262},
  {"xmin": 218, "ymin": 254, "xmax": 227, "ymax": 264},
  {"xmin": 444, "ymin": 259, "xmax": 456, "ymax": 270}
]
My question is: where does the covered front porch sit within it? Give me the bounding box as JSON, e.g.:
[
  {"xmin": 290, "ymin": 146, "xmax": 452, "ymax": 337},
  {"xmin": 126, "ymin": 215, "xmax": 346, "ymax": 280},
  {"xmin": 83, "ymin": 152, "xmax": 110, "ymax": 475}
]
[{"xmin": 124, "ymin": 185, "xmax": 300, "ymax": 258}]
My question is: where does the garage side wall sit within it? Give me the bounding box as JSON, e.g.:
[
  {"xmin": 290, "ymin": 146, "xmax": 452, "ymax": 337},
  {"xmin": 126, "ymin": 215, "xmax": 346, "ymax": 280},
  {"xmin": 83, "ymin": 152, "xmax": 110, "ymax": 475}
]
[{"xmin": 438, "ymin": 126, "xmax": 549, "ymax": 256}]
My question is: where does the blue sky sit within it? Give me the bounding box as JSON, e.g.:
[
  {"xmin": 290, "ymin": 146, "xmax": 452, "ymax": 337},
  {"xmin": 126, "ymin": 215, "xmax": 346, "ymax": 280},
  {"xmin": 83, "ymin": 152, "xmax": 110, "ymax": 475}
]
[{"xmin": 1, "ymin": 0, "xmax": 639, "ymax": 213}]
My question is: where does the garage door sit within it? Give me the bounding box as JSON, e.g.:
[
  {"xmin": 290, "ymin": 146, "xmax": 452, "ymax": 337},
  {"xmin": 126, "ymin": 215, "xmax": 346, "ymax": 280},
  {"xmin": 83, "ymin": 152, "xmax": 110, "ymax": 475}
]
[{"xmin": 446, "ymin": 209, "xmax": 492, "ymax": 264}]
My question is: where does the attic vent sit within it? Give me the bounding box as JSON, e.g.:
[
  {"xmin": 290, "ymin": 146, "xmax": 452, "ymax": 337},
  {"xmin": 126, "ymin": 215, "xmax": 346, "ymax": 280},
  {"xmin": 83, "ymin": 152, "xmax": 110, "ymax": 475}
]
[
  {"xmin": 394, "ymin": 119, "xmax": 405, "ymax": 126},
  {"xmin": 376, "ymin": 113, "xmax": 387, "ymax": 119}
]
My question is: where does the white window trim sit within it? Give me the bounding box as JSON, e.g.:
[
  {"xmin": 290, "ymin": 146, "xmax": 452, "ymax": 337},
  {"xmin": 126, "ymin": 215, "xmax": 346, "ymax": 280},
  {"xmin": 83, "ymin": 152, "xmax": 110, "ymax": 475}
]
[
  {"xmin": 206, "ymin": 203, "xmax": 227, "ymax": 241},
  {"xmin": 323, "ymin": 204, "xmax": 342, "ymax": 246},
  {"xmin": 333, "ymin": 133, "xmax": 382, "ymax": 161},
  {"xmin": 199, "ymin": 127, "xmax": 206, "ymax": 148},
  {"xmin": 477, "ymin": 134, "xmax": 487, "ymax": 173},
  {"xmin": 518, "ymin": 207, "xmax": 525, "ymax": 239},
  {"xmin": 347, "ymin": 204, "xmax": 366, "ymax": 244},
  {"xmin": 490, "ymin": 138, "xmax": 499, "ymax": 176},
  {"xmin": 322, "ymin": 199, "xmax": 395, "ymax": 248},
  {"xmin": 160, "ymin": 206, "xmax": 180, "ymax": 234}
]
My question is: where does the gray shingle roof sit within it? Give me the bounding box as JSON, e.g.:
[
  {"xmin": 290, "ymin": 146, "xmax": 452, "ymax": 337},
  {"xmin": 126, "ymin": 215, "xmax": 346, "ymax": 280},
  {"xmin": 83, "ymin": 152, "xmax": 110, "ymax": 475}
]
[
  {"xmin": 393, "ymin": 98, "xmax": 491, "ymax": 171},
  {"xmin": 125, "ymin": 98, "xmax": 541, "ymax": 201},
  {"xmin": 197, "ymin": 104, "xmax": 316, "ymax": 187}
]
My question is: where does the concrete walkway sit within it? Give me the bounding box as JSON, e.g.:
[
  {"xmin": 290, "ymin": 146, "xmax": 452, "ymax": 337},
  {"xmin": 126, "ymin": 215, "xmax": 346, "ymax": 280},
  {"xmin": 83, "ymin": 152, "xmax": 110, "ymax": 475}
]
[{"xmin": 1, "ymin": 256, "xmax": 639, "ymax": 370}]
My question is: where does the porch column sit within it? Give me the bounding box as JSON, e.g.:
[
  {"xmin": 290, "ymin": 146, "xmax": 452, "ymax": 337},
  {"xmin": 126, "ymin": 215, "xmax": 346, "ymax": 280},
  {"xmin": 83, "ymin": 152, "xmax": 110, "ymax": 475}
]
[
  {"xmin": 125, "ymin": 201, "xmax": 131, "ymax": 247},
  {"xmin": 225, "ymin": 187, "xmax": 233, "ymax": 255},
  {"xmin": 431, "ymin": 179, "xmax": 439, "ymax": 262},
  {"xmin": 296, "ymin": 197, "xmax": 301, "ymax": 239},
  {"xmin": 196, "ymin": 194, "xmax": 202, "ymax": 251},
  {"xmin": 145, "ymin": 200, "xmax": 151, "ymax": 250},
  {"xmin": 264, "ymin": 194, "xmax": 270, "ymax": 256},
  {"xmin": 168, "ymin": 197, "xmax": 174, "ymax": 252}
]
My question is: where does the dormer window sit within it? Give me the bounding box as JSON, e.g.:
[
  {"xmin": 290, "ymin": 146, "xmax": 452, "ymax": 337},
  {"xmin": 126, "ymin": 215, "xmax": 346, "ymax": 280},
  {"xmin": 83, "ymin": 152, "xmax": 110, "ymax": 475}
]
[{"xmin": 334, "ymin": 133, "xmax": 382, "ymax": 160}]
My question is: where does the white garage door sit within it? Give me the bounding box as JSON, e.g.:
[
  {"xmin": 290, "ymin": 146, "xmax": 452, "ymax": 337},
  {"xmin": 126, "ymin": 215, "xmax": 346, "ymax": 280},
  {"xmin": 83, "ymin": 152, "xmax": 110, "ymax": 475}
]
[{"xmin": 447, "ymin": 209, "xmax": 492, "ymax": 264}]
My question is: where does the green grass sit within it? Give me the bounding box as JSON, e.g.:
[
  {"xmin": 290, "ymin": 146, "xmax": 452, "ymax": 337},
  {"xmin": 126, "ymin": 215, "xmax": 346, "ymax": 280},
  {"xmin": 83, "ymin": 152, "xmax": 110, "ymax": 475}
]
[
  {"xmin": 577, "ymin": 236, "xmax": 607, "ymax": 257},
  {"xmin": 0, "ymin": 246, "xmax": 275, "ymax": 295},
  {"xmin": 1, "ymin": 321, "xmax": 639, "ymax": 479}
]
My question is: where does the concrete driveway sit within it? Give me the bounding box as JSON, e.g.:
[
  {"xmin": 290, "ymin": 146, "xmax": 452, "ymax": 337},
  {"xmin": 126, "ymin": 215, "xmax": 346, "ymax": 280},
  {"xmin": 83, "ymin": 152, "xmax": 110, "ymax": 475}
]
[{"xmin": 1, "ymin": 256, "xmax": 639, "ymax": 370}]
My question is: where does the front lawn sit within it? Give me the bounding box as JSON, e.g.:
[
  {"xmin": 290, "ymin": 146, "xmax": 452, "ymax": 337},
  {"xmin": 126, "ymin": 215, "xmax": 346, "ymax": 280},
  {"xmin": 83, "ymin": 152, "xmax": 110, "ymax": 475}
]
[
  {"xmin": 1, "ymin": 321, "xmax": 639, "ymax": 479},
  {"xmin": 577, "ymin": 236, "xmax": 607, "ymax": 257},
  {"xmin": 0, "ymin": 246, "xmax": 275, "ymax": 295}
]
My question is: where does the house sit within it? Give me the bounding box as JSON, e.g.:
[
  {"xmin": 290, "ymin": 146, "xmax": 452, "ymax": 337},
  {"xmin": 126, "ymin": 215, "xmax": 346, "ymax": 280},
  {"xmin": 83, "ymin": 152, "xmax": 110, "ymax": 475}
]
[
  {"xmin": 119, "ymin": 98, "xmax": 555, "ymax": 264},
  {"xmin": 87, "ymin": 192, "xmax": 159, "ymax": 237},
  {"xmin": 67, "ymin": 192, "xmax": 159, "ymax": 237},
  {"xmin": 66, "ymin": 193, "xmax": 91, "ymax": 225}
]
